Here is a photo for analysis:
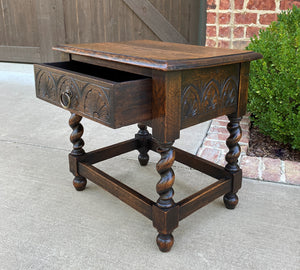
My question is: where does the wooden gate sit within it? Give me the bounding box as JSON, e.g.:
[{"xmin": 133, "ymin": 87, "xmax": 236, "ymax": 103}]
[{"xmin": 0, "ymin": 0, "xmax": 206, "ymax": 63}]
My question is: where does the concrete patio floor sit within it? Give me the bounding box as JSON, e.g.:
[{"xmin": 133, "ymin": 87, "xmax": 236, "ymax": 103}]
[{"xmin": 0, "ymin": 63, "xmax": 299, "ymax": 270}]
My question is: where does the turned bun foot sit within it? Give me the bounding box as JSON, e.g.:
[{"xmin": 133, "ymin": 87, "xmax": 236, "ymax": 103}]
[
  {"xmin": 73, "ymin": 176, "xmax": 87, "ymax": 191},
  {"xmin": 156, "ymin": 233, "xmax": 174, "ymax": 252},
  {"xmin": 138, "ymin": 153, "xmax": 149, "ymax": 166},
  {"xmin": 223, "ymin": 192, "xmax": 239, "ymax": 209}
]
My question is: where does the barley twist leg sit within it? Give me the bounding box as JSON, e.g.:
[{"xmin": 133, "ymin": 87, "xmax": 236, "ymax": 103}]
[
  {"xmin": 69, "ymin": 113, "xmax": 87, "ymax": 191},
  {"xmin": 223, "ymin": 114, "xmax": 242, "ymax": 209},
  {"xmin": 155, "ymin": 142, "xmax": 175, "ymax": 252}
]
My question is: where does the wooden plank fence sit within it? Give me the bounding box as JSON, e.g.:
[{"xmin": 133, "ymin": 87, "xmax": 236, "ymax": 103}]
[{"xmin": 0, "ymin": 0, "xmax": 206, "ymax": 63}]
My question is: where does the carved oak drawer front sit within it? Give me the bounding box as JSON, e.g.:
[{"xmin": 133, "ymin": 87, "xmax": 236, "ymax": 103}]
[
  {"xmin": 34, "ymin": 61, "xmax": 152, "ymax": 128},
  {"xmin": 181, "ymin": 64, "xmax": 240, "ymax": 129}
]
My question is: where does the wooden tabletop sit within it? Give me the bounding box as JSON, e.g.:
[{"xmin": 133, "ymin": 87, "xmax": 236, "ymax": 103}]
[{"xmin": 54, "ymin": 40, "xmax": 262, "ymax": 71}]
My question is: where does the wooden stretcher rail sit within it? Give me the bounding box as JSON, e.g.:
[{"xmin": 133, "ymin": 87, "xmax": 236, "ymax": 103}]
[
  {"xmin": 82, "ymin": 139, "xmax": 138, "ymax": 164},
  {"xmin": 178, "ymin": 179, "xmax": 232, "ymax": 220},
  {"xmin": 150, "ymin": 139, "xmax": 232, "ymax": 180},
  {"xmin": 173, "ymin": 147, "xmax": 232, "ymax": 180},
  {"xmin": 78, "ymin": 162, "xmax": 154, "ymax": 220}
]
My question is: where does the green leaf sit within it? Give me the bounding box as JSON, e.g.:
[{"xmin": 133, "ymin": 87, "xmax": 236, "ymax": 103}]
[{"xmin": 246, "ymin": 6, "xmax": 300, "ymax": 150}]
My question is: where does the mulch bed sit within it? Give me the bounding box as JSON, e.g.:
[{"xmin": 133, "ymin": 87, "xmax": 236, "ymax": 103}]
[{"xmin": 247, "ymin": 125, "xmax": 300, "ymax": 162}]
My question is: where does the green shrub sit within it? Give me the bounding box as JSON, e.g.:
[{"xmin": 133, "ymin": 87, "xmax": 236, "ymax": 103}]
[{"xmin": 246, "ymin": 6, "xmax": 300, "ymax": 150}]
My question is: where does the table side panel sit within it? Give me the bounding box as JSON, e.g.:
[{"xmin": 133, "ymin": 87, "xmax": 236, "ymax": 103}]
[
  {"xmin": 236, "ymin": 62, "xmax": 250, "ymax": 117},
  {"xmin": 180, "ymin": 64, "xmax": 240, "ymax": 129},
  {"xmin": 114, "ymin": 80, "xmax": 152, "ymax": 128}
]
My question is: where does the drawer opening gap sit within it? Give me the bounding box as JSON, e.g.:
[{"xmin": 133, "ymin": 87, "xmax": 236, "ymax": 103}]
[{"xmin": 46, "ymin": 61, "xmax": 150, "ymax": 82}]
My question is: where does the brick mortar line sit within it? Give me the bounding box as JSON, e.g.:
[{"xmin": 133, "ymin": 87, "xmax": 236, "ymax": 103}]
[
  {"xmin": 199, "ymin": 118, "xmax": 300, "ymax": 185},
  {"xmin": 276, "ymin": 0, "xmax": 281, "ymax": 12},
  {"xmin": 280, "ymin": 160, "xmax": 286, "ymax": 183},
  {"xmin": 208, "ymin": 38, "xmax": 252, "ymax": 42},
  {"xmin": 206, "ymin": 0, "xmax": 299, "ymax": 48},
  {"xmin": 206, "ymin": 0, "xmax": 283, "ymax": 46},
  {"xmin": 244, "ymin": 0, "xmax": 250, "ymax": 10},
  {"xmin": 206, "ymin": 37, "xmax": 258, "ymax": 43},
  {"xmin": 208, "ymin": 0, "xmax": 282, "ymax": 14},
  {"xmin": 230, "ymin": 0, "xmax": 235, "ymax": 48},
  {"xmin": 196, "ymin": 120, "xmax": 213, "ymax": 155},
  {"xmin": 216, "ymin": 148, "xmax": 223, "ymax": 164},
  {"xmin": 207, "ymin": 23, "xmax": 269, "ymax": 43},
  {"xmin": 258, "ymin": 157, "xmax": 263, "ymax": 180},
  {"xmin": 207, "ymin": 10, "xmax": 282, "ymax": 14},
  {"xmin": 206, "ymin": 38, "xmax": 254, "ymax": 43},
  {"xmin": 207, "ymin": 23, "xmax": 270, "ymax": 27},
  {"xmin": 210, "ymin": 125, "xmax": 249, "ymax": 133},
  {"xmin": 204, "ymin": 139, "xmax": 248, "ymax": 146},
  {"xmin": 216, "ymin": 0, "xmax": 220, "ymax": 45}
]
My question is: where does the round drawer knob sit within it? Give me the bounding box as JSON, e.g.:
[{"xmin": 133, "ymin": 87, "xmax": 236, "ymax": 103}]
[{"xmin": 60, "ymin": 89, "xmax": 72, "ymax": 109}]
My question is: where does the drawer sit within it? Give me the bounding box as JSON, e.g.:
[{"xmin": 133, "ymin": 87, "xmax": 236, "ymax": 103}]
[{"xmin": 34, "ymin": 61, "xmax": 152, "ymax": 128}]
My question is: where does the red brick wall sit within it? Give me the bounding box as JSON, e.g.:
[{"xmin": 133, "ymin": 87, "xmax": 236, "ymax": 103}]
[{"xmin": 206, "ymin": 0, "xmax": 300, "ymax": 49}]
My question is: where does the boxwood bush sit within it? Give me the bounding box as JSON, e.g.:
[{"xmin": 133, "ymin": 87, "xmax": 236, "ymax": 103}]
[{"xmin": 246, "ymin": 6, "xmax": 300, "ymax": 150}]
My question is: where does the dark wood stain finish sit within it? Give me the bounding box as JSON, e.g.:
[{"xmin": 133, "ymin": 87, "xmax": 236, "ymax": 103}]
[
  {"xmin": 236, "ymin": 62, "xmax": 251, "ymax": 117},
  {"xmin": 34, "ymin": 61, "xmax": 152, "ymax": 128},
  {"xmin": 69, "ymin": 113, "xmax": 87, "ymax": 191},
  {"xmin": 151, "ymin": 70, "xmax": 181, "ymax": 142},
  {"xmin": 135, "ymin": 124, "xmax": 152, "ymax": 166},
  {"xmin": 54, "ymin": 40, "xmax": 262, "ymax": 71},
  {"xmin": 34, "ymin": 40, "xmax": 262, "ymax": 252},
  {"xmin": 181, "ymin": 64, "xmax": 239, "ymax": 129},
  {"xmin": 178, "ymin": 179, "xmax": 231, "ymax": 220}
]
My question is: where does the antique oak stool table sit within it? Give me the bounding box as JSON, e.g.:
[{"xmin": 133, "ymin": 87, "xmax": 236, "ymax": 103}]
[{"xmin": 34, "ymin": 40, "xmax": 262, "ymax": 252}]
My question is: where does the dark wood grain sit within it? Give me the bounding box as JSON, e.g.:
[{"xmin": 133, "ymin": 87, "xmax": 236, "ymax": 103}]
[
  {"xmin": 69, "ymin": 113, "xmax": 87, "ymax": 191},
  {"xmin": 114, "ymin": 79, "xmax": 152, "ymax": 127},
  {"xmin": 152, "ymin": 205, "xmax": 179, "ymax": 252},
  {"xmin": 34, "ymin": 61, "xmax": 152, "ymax": 128},
  {"xmin": 34, "ymin": 40, "xmax": 262, "ymax": 252},
  {"xmin": 83, "ymin": 139, "xmax": 138, "ymax": 165},
  {"xmin": 135, "ymin": 124, "xmax": 152, "ymax": 166},
  {"xmin": 153, "ymin": 140, "xmax": 177, "ymax": 252},
  {"xmin": 54, "ymin": 40, "xmax": 262, "ymax": 71},
  {"xmin": 236, "ymin": 62, "xmax": 251, "ymax": 117},
  {"xmin": 178, "ymin": 179, "xmax": 232, "ymax": 220},
  {"xmin": 155, "ymin": 142, "xmax": 176, "ymax": 208},
  {"xmin": 223, "ymin": 193, "xmax": 239, "ymax": 209},
  {"xmin": 151, "ymin": 71, "xmax": 181, "ymax": 142},
  {"xmin": 225, "ymin": 114, "xmax": 242, "ymax": 173},
  {"xmin": 172, "ymin": 146, "xmax": 232, "ymax": 180},
  {"xmin": 223, "ymin": 114, "xmax": 243, "ymax": 209},
  {"xmin": 181, "ymin": 64, "xmax": 239, "ymax": 129}
]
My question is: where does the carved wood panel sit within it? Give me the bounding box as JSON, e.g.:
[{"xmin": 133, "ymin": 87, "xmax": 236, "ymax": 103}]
[
  {"xmin": 34, "ymin": 66, "xmax": 112, "ymax": 126},
  {"xmin": 181, "ymin": 64, "xmax": 240, "ymax": 128}
]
